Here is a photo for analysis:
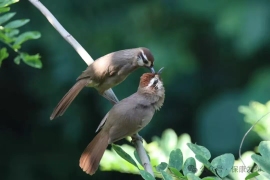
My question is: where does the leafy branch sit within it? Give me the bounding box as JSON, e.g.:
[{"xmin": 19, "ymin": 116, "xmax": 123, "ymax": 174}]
[
  {"xmin": 101, "ymin": 127, "xmax": 270, "ymax": 180},
  {"xmin": 0, "ymin": 0, "xmax": 41, "ymax": 68}
]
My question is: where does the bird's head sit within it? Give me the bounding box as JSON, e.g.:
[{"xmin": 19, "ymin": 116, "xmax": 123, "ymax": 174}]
[
  {"xmin": 136, "ymin": 47, "xmax": 155, "ymax": 73},
  {"xmin": 139, "ymin": 67, "xmax": 164, "ymax": 92}
]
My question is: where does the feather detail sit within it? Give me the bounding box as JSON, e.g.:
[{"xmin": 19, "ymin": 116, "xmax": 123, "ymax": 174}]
[
  {"xmin": 79, "ymin": 131, "xmax": 109, "ymax": 175},
  {"xmin": 50, "ymin": 80, "xmax": 87, "ymax": 120}
]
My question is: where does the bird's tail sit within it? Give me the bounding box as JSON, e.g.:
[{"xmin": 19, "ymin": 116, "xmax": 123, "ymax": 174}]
[
  {"xmin": 50, "ymin": 80, "xmax": 87, "ymax": 120},
  {"xmin": 79, "ymin": 131, "xmax": 109, "ymax": 175}
]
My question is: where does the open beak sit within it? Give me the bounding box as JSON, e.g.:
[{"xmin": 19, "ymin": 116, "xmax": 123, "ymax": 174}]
[
  {"xmin": 150, "ymin": 67, "xmax": 155, "ymax": 73},
  {"xmin": 157, "ymin": 67, "xmax": 164, "ymax": 74}
]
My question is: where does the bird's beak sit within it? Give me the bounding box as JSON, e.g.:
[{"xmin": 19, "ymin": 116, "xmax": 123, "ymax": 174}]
[
  {"xmin": 150, "ymin": 67, "xmax": 155, "ymax": 73},
  {"xmin": 157, "ymin": 67, "xmax": 164, "ymax": 74}
]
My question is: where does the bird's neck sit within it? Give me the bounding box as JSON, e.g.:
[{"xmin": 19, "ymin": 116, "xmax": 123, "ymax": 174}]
[{"xmin": 137, "ymin": 88, "xmax": 165, "ymax": 110}]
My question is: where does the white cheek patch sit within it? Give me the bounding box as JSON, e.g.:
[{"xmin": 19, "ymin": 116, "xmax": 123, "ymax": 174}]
[
  {"xmin": 147, "ymin": 76, "xmax": 163, "ymax": 89},
  {"xmin": 146, "ymin": 61, "xmax": 151, "ymax": 67},
  {"xmin": 147, "ymin": 78, "xmax": 156, "ymax": 87},
  {"xmin": 157, "ymin": 81, "xmax": 163, "ymax": 89},
  {"xmin": 137, "ymin": 58, "xmax": 144, "ymax": 66},
  {"xmin": 141, "ymin": 50, "xmax": 148, "ymax": 61}
]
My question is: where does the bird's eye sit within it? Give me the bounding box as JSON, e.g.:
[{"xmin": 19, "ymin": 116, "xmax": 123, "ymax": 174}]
[{"xmin": 153, "ymin": 79, "xmax": 158, "ymax": 84}]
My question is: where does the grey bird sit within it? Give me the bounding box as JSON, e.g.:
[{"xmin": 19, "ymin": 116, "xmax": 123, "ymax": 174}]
[{"xmin": 50, "ymin": 47, "xmax": 155, "ymax": 120}]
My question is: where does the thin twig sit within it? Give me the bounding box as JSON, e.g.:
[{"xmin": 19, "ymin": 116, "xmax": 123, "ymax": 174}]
[
  {"xmin": 239, "ymin": 111, "xmax": 270, "ymax": 177},
  {"xmin": 28, "ymin": 0, "xmax": 154, "ymax": 176}
]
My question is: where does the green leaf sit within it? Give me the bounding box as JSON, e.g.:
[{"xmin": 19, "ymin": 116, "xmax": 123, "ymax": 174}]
[
  {"xmin": 6, "ymin": 29, "xmax": 19, "ymax": 38},
  {"xmin": 187, "ymin": 173, "xmax": 202, "ymax": 180},
  {"xmin": 195, "ymin": 155, "xmax": 210, "ymax": 167},
  {"xmin": 168, "ymin": 167, "xmax": 184, "ymax": 179},
  {"xmin": 13, "ymin": 31, "xmax": 41, "ymax": 47},
  {"xmin": 20, "ymin": 53, "xmax": 42, "ymax": 68},
  {"xmin": 161, "ymin": 129, "xmax": 178, "ymax": 154},
  {"xmin": 4, "ymin": 19, "xmax": 29, "ymax": 29},
  {"xmin": 0, "ymin": 12, "xmax": 15, "ymax": 25},
  {"xmin": 259, "ymin": 171, "xmax": 270, "ymax": 179},
  {"xmin": 187, "ymin": 143, "xmax": 211, "ymax": 160},
  {"xmin": 251, "ymin": 141, "xmax": 270, "ymax": 174},
  {"xmin": 139, "ymin": 170, "xmax": 156, "ymax": 180},
  {"xmin": 245, "ymin": 172, "xmax": 259, "ymax": 179},
  {"xmin": 202, "ymin": 177, "xmax": 219, "ymax": 180},
  {"xmin": 160, "ymin": 170, "xmax": 173, "ymax": 180},
  {"xmin": 0, "ymin": 7, "xmax": 10, "ymax": 13},
  {"xmin": 156, "ymin": 162, "xmax": 168, "ymax": 172},
  {"xmin": 183, "ymin": 157, "xmax": 197, "ymax": 175},
  {"xmin": 0, "ymin": 0, "xmax": 19, "ymax": 7},
  {"xmin": 168, "ymin": 149, "xmax": 183, "ymax": 171},
  {"xmin": 258, "ymin": 141, "xmax": 270, "ymax": 159},
  {"xmin": 251, "ymin": 154, "xmax": 270, "ymax": 174},
  {"xmin": 195, "ymin": 155, "xmax": 217, "ymax": 175},
  {"xmin": 112, "ymin": 144, "xmax": 138, "ymax": 169},
  {"xmin": 14, "ymin": 55, "xmax": 20, "ymax": 65},
  {"xmin": 210, "ymin": 153, "xmax": 235, "ymax": 178},
  {"xmin": 0, "ymin": 47, "xmax": 8, "ymax": 66},
  {"xmin": 0, "ymin": 31, "xmax": 13, "ymax": 43}
]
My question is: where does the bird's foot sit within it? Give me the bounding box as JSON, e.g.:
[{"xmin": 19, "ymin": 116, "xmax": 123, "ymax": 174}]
[{"xmin": 131, "ymin": 134, "xmax": 143, "ymax": 144}]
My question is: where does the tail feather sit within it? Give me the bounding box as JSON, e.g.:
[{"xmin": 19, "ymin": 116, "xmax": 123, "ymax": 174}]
[
  {"xmin": 50, "ymin": 80, "xmax": 87, "ymax": 120},
  {"xmin": 79, "ymin": 131, "xmax": 109, "ymax": 175}
]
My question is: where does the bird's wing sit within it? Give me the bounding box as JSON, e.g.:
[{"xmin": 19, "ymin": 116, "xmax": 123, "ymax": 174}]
[
  {"xmin": 104, "ymin": 95, "xmax": 155, "ymax": 143},
  {"xmin": 95, "ymin": 112, "xmax": 109, "ymax": 133},
  {"xmin": 76, "ymin": 53, "xmax": 124, "ymax": 82}
]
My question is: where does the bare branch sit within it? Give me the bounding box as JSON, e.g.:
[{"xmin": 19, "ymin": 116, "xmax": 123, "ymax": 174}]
[{"xmin": 132, "ymin": 134, "xmax": 154, "ymax": 176}]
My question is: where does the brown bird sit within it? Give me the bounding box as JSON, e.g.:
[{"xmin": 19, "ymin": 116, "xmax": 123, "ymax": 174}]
[
  {"xmin": 50, "ymin": 47, "xmax": 155, "ymax": 120},
  {"xmin": 79, "ymin": 68, "xmax": 165, "ymax": 175}
]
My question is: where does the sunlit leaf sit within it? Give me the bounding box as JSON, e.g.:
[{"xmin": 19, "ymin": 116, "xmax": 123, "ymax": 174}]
[
  {"xmin": 258, "ymin": 141, "xmax": 270, "ymax": 159},
  {"xmin": 0, "ymin": 7, "xmax": 10, "ymax": 13},
  {"xmin": 0, "ymin": 12, "xmax": 15, "ymax": 24},
  {"xmin": 202, "ymin": 177, "xmax": 219, "ymax": 180},
  {"xmin": 210, "ymin": 153, "xmax": 235, "ymax": 178},
  {"xmin": 112, "ymin": 144, "xmax": 138, "ymax": 169},
  {"xmin": 0, "ymin": 31, "xmax": 13, "ymax": 43},
  {"xmin": 160, "ymin": 170, "xmax": 173, "ymax": 180},
  {"xmin": 259, "ymin": 171, "xmax": 270, "ymax": 179},
  {"xmin": 156, "ymin": 162, "xmax": 167, "ymax": 172},
  {"xmin": 245, "ymin": 172, "xmax": 259, "ymax": 179},
  {"xmin": 252, "ymin": 155, "xmax": 270, "ymax": 174},
  {"xmin": 20, "ymin": 53, "xmax": 42, "ymax": 68},
  {"xmin": 4, "ymin": 19, "xmax": 29, "ymax": 29},
  {"xmin": 187, "ymin": 173, "xmax": 202, "ymax": 180},
  {"xmin": 168, "ymin": 167, "xmax": 184, "ymax": 179},
  {"xmin": 161, "ymin": 129, "xmax": 178, "ymax": 154},
  {"xmin": 168, "ymin": 149, "xmax": 183, "ymax": 171},
  {"xmin": 0, "ymin": 0, "xmax": 19, "ymax": 7},
  {"xmin": 183, "ymin": 157, "xmax": 197, "ymax": 176},
  {"xmin": 13, "ymin": 31, "xmax": 41, "ymax": 47},
  {"xmin": 6, "ymin": 29, "xmax": 19, "ymax": 37},
  {"xmin": 187, "ymin": 143, "xmax": 211, "ymax": 160},
  {"xmin": 14, "ymin": 55, "xmax": 20, "ymax": 64},
  {"xmin": 0, "ymin": 47, "xmax": 8, "ymax": 66},
  {"xmin": 251, "ymin": 141, "xmax": 270, "ymax": 174},
  {"xmin": 139, "ymin": 170, "xmax": 156, "ymax": 180}
]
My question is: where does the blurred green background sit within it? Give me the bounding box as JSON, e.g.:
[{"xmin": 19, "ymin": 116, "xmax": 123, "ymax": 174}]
[{"xmin": 1, "ymin": 0, "xmax": 270, "ymax": 179}]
